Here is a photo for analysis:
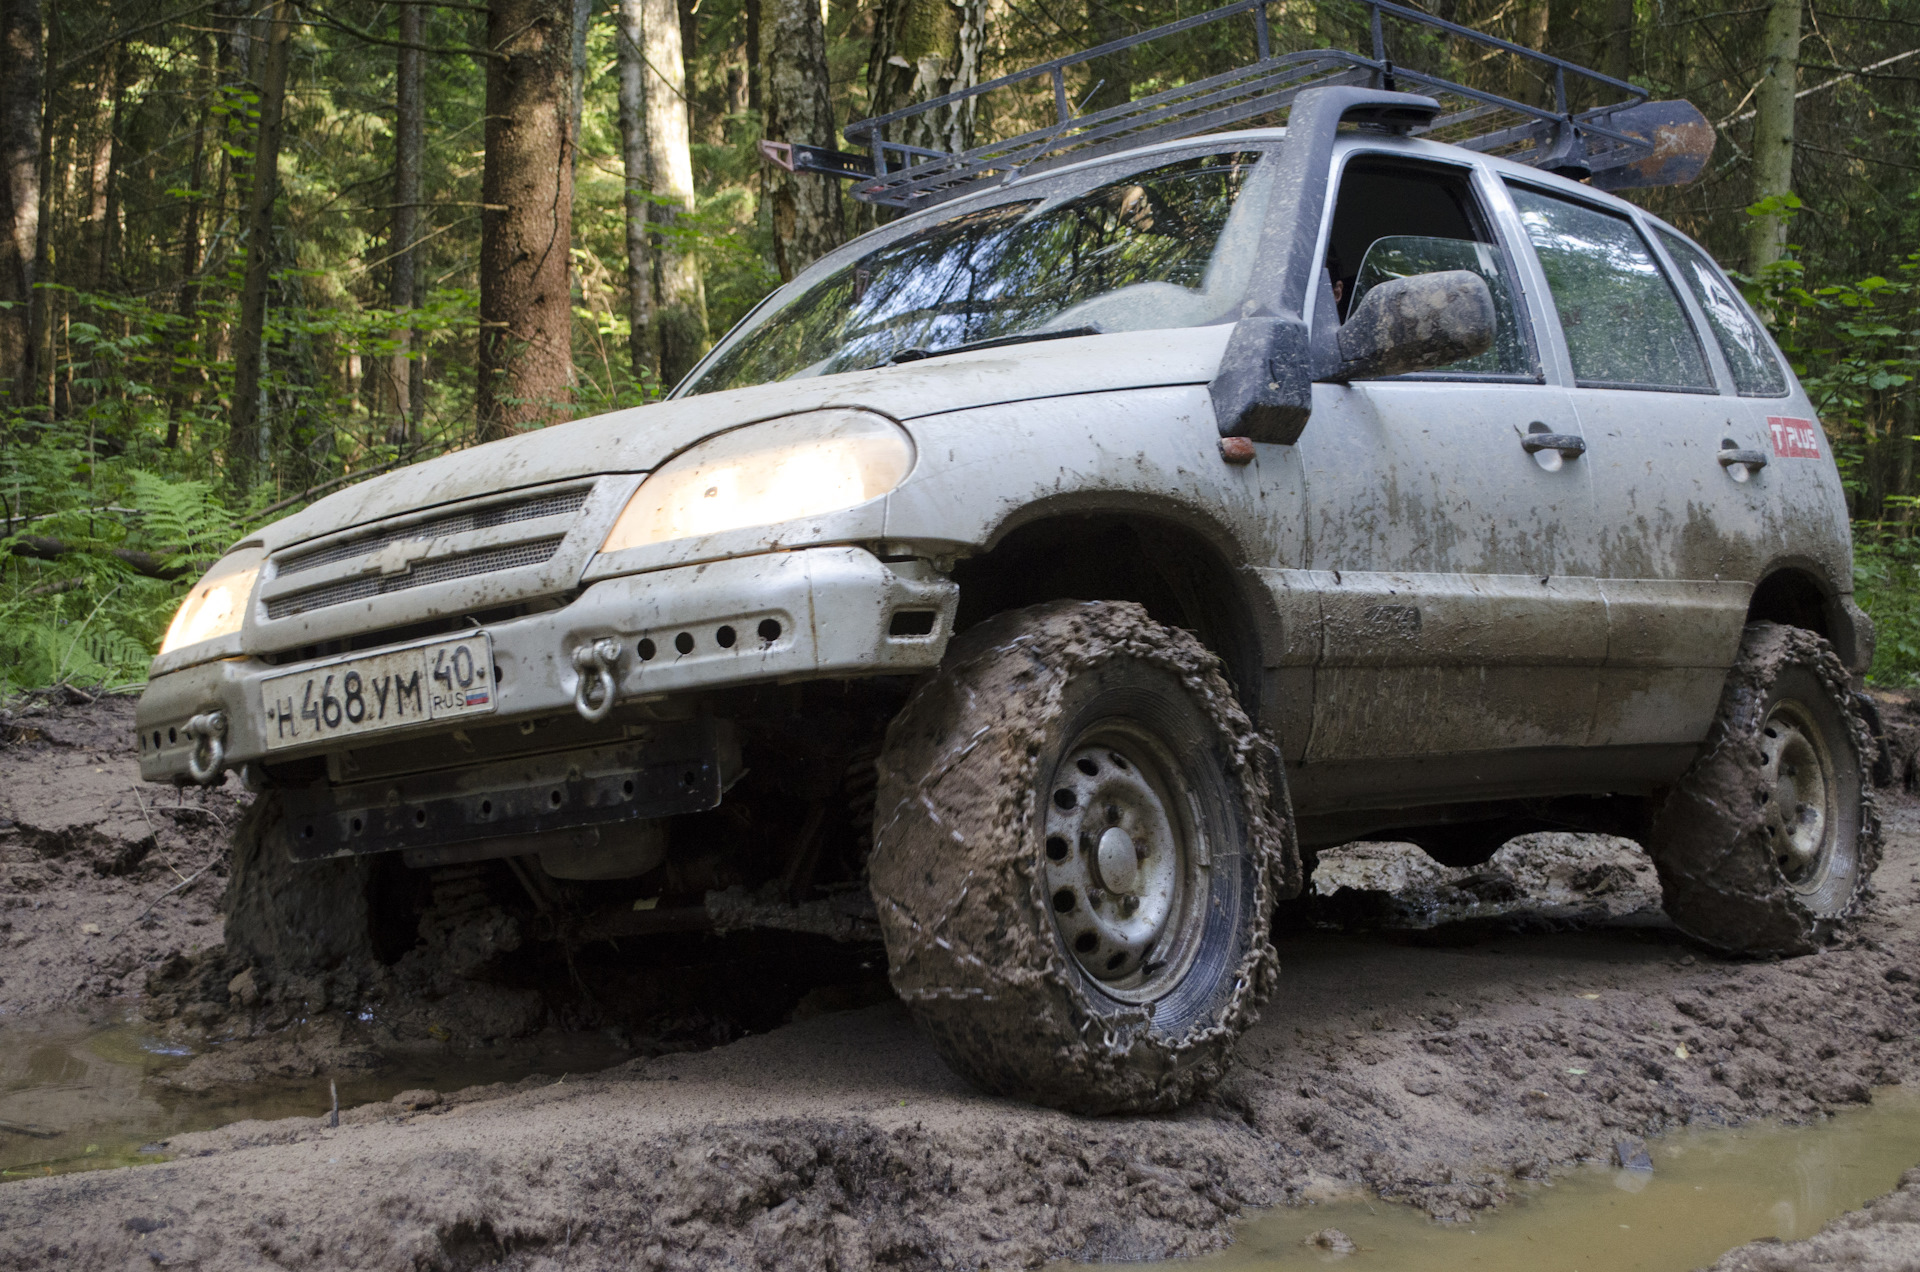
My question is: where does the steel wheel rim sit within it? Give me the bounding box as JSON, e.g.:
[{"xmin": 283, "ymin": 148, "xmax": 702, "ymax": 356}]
[
  {"xmin": 1758, "ymin": 699, "xmax": 1836, "ymax": 893},
  {"xmin": 1041, "ymin": 722, "xmax": 1206, "ymax": 1002}
]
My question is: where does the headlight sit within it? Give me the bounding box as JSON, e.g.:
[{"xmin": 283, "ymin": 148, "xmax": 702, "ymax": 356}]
[
  {"xmin": 158, "ymin": 547, "xmax": 264, "ymax": 656},
  {"xmin": 600, "ymin": 409, "xmax": 914, "ymax": 553}
]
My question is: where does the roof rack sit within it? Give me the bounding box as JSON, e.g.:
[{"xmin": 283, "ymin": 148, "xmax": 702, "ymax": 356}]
[{"xmin": 761, "ymin": 0, "xmax": 1712, "ymax": 210}]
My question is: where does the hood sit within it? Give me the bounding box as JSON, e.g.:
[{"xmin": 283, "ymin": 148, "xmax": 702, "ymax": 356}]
[{"xmin": 258, "ymin": 326, "xmax": 1231, "ymax": 551}]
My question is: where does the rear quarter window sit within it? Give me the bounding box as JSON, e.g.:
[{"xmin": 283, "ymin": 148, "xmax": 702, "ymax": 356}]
[{"xmin": 1654, "ymin": 228, "xmax": 1790, "ymax": 397}]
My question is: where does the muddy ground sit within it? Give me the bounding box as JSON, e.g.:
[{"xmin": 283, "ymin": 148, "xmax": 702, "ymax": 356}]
[{"xmin": 2, "ymin": 696, "xmax": 1919, "ymax": 1270}]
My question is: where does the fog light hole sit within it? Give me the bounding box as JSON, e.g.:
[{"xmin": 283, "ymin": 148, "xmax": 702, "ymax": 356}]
[
  {"xmin": 716, "ymin": 625, "xmax": 736, "ymax": 648},
  {"xmin": 637, "ymin": 638, "xmax": 657, "ymax": 661},
  {"xmin": 674, "ymin": 632, "xmax": 694, "ymax": 655},
  {"xmin": 758, "ymin": 618, "xmax": 782, "ymax": 642}
]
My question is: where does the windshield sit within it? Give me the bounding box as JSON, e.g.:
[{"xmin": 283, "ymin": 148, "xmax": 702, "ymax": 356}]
[{"xmin": 683, "ymin": 149, "xmax": 1273, "ymax": 395}]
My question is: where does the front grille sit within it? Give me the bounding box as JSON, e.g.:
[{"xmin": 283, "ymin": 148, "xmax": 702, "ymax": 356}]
[
  {"xmin": 277, "ymin": 487, "xmax": 591, "ymax": 579},
  {"xmin": 265, "ymin": 536, "xmax": 567, "ymax": 620}
]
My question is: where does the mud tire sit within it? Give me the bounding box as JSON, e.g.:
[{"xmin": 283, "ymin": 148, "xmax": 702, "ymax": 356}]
[
  {"xmin": 868, "ymin": 600, "xmax": 1297, "ymax": 1114},
  {"xmin": 1648, "ymin": 622, "xmax": 1881, "ymax": 955}
]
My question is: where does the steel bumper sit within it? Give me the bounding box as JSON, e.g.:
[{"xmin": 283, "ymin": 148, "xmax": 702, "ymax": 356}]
[{"xmin": 136, "ymin": 546, "xmax": 958, "ymax": 783}]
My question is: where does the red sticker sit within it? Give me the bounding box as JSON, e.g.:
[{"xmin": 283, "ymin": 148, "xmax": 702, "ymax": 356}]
[{"xmin": 1768, "ymin": 416, "xmax": 1821, "ymax": 459}]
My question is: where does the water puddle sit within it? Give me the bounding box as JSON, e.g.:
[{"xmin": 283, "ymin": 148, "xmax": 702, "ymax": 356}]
[
  {"xmin": 0, "ymin": 1008, "xmax": 628, "ymax": 1180},
  {"xmin": 1156, "ymin": 1085, "xmax": 1920, "ymax": 1271}
]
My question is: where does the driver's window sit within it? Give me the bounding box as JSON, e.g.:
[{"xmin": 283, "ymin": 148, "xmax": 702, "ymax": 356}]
[{"xmin": 1326, "ymin": 160, "xmax": 1535, "ymax": 379}]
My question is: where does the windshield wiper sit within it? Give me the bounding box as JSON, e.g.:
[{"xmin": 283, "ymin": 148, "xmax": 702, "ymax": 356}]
[{"xmin": 888, "ymin": 325, "xmax": 1103, "ymax": 365}]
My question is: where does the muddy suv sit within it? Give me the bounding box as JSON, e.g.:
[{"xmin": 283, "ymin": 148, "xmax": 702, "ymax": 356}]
[{"xmin": 136, "ymin": 84, "xmax": 1878, "ymax": 1113}]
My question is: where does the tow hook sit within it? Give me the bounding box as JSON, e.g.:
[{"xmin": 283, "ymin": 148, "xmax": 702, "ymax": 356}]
[
  {"xmin": 571, "ymin": 638, "xmax": 624, "ymax": 723},
  {"xmin": 183, "ymin": 711, "xmax": 229, "ymax": 784}
]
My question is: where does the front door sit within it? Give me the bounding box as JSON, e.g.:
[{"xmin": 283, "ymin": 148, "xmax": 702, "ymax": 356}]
[{"xmin": 1278, "ymin": 154, "xmax": 1607, "ymax": 812}]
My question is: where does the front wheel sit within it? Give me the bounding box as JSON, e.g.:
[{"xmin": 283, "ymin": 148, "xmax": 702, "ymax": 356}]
[
  {"xmin": 868, "ymin": 600, "xmax": 1296, "ymax": 1114},
  {"xmin": 1648, "ymin": 622, "xmax": 1881, "ymax": 955}
]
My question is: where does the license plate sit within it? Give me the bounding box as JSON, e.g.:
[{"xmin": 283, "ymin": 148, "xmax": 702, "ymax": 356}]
[{"xmin": 261, "ymin": 634, "xmax": 495, "ymax": 750}]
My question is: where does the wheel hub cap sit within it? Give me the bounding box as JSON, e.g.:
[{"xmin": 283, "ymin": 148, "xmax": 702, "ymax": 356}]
[
  {"xmin": 1757, "ymin": 702, "xmax": 1835, "ymax": 888},
  {"xmin": 1043, "ymin": 741, "xmax": 1182, "ymax": 982}
]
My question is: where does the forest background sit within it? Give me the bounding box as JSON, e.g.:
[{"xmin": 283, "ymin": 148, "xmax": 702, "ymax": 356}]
[{"xmin": 0, "ymin": 0, "xmax": 1916, "ymax": 695}]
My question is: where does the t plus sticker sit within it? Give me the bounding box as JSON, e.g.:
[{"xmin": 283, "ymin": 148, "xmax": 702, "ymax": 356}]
[{"xmin": 1768, "ymin": 416, "xmax": 1821, "ymax": 459}]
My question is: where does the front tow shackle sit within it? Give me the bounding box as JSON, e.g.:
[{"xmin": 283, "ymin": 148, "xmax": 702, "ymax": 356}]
[
  {"xmin": 183, "ymin": 710, "xmax": 229, "ymax": 785},
  {"xmin": 571, "ymin": 637, "xmax": 624, "ymax": 723}
]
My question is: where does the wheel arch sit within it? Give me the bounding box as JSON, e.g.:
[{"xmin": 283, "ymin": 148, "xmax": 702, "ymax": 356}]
[
  {"xmin": 1746, "ymin": 559, "xmax": 1871, "ymax": 673},
  {"xmin": 947, "ymin": 498, "xmax": 1275, "ymax": 720}
]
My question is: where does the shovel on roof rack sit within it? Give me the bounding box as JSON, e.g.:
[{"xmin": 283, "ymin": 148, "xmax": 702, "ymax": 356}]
[{"xmin": 762, "ymin": 0, "xmax": 1712, "ymax": 209}]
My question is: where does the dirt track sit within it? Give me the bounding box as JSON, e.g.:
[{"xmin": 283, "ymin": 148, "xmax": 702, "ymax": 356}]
[{"xmin": 2, "ymin": 698, "xmax": 1919, "ymax": 1270}]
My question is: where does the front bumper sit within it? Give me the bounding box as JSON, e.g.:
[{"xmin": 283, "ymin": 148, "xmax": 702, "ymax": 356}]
[{"xmin": 136, "ymin": 546, "xmax": 958, "ymax": 783}]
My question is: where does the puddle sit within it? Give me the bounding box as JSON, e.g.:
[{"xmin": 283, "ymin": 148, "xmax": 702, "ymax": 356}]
[
  {"xmin": 0, "ymin": 1008, "xmax": 630, "ymax": 1180},
  {"xmin": 1138, "ymin": 1085, "xmax": 1920, "ymax": 1271}
]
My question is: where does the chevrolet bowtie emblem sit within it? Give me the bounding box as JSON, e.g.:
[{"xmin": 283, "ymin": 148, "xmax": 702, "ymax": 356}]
[{"xmin": 362, "ymin": 537, "xmax": 436, "ymax": 576}]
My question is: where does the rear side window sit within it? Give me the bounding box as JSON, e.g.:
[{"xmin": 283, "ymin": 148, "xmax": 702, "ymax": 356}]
[
  {"xmin": 1655, "ymin": 229, "xmax": 1790, "ymax": 397},
  {"xmin": 1507, "ymin": 184, "xmax": 1715, "ymax": 392}
]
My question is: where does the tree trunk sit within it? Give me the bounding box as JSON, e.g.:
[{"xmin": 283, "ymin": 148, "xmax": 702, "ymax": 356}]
[
  {"xmin": 617, "ymin": 0, "xmax": 657, "ymax": 382},
  {"xmin": 764, "ymin": 0, "xmax": 844, "ymax": 283},
  {"xmin": 865, "ymin": 0, "xmax": 986, "ymax": 155},
  {"xmin": 85, "ymin": 54, "xmax": 119, "ymax": 291},
  {"xmin": 744, "ymin": 0, "xmax": 760, "ymax": 115},
  {"xmin": 227, "ymin": 0, "xmax": 295, "ymax": 492},
  {"xmin": 478, "ymin": 0, "xmax": 577, "ymax": 441},
  {"xmin": 1604, "ymin": 0, "xmax": 1634, "ymax": 84},
  {"xmin": 0, "ymin": 0, "xmax": 43, "ymax": 408},
  {"xmin": 165, "ymin": 39, "xmax": 215, "ymax": 448},
  {"xmin": 642, "ymin": 0, "xmax": 706, "ymax": 383},
  {"xmin": 1747, "ymin": 0, "xmax": 1802, "ymax": 273},
  {"xmin": 1083, "ymin": 0, "xmax": 1132, "ymax": 116},
  {"xmin": 570, "ymin": 0, "xmax": 591, "ymax": 171},
  {"xmin": 388, "ymin": 0, "xmax": 426, "ymax": 445}
]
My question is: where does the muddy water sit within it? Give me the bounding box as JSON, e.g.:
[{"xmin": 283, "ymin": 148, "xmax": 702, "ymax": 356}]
[
  {"xmin": 1163, "ymin": 1085, "xmax": 1920, "ymax": 1272},
  {"xmin": 0, "ymin": 1008, "xmax": 628, "ymax": 1180}
]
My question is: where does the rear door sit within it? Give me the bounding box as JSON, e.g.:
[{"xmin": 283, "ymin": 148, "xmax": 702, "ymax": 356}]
[{"xmin": 1501, "ymin": 181, "xmax": 1757, "ymax": 756}]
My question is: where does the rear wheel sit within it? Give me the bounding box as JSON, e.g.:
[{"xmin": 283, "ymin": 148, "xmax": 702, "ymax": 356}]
[
  {"xmin": 868, "ymin": 600, "xmax": 1296, "ymax": 1113},
  {"xmin": 1648, "ymin": 622, "xmax": 1880, "ymax": 955}
]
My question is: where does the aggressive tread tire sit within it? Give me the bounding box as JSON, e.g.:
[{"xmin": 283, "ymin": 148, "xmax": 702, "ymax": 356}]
[
  {"xmin": 868, "ymin": 600, "xmax": 1297, "ymax": 1114},
  {"xmin": 1648, "ymin": 622, "xmax": 1881, "ymax": 955}
]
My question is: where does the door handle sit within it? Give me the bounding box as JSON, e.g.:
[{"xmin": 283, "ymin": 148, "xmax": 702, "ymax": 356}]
[
  {"xmin": 1522, "ymin": 426, "xmax": 1587, "ymax": 459},
  {"xmin": 1717, "ymin": 446, "xmax": 1769, "ymax": 470}
]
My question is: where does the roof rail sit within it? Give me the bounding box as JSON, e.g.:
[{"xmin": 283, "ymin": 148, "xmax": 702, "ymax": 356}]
[{"xmin": 762, "ymin": 0, "xmax": 1712, "ymax": 209}]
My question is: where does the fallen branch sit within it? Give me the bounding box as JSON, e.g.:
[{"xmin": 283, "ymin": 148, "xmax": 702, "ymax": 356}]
[{"xmin": 7, "ymin": 535, "xmax": 189, "ymax": 581}]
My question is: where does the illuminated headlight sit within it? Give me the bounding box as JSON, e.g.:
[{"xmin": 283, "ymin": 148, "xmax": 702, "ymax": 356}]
[
  {"xmin": 158, "ymin": 547, "xmax": 264, "ymax": 656},
  {"xmin": 600, "ymin": 409, "xmax": 914, "ymax": 553}
]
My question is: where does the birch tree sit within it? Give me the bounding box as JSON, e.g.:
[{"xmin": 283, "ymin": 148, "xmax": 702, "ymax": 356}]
[
  {"xmin": 0, "ymin": 0, "xmax": 42, "ymax": 407},
  {"xmin": 642, "ymin": 0, "xmax": 706, "ymax": 383},
  {"xmin": 1748, "ymin": 0, "xmax": 1803, "ymax": 272},
  {"xmin": 763, "ymin": 0, "xmax": 843, "ymax": 281},
  {"xmin": 617, "ymin": 0, "xmax": 655, "ymax": 381},
  {"xmin": 866, "ymin": 0, "xmax": 987, "ymax": 155}
]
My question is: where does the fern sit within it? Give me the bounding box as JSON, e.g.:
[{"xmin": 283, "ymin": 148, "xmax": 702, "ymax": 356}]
[{"xmin": 125, "ymin": 470, "xmax": 238, "ymax": 571}]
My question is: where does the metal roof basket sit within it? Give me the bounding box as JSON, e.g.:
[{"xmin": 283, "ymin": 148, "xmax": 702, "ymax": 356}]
[{"xmin": 762, "ymin": 0, "xmax": 1713, "ymax": 209}]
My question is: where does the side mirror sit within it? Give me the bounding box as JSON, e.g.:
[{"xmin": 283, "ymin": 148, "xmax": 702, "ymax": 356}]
[{"xmin": 1327, "ymin": 270, "xmax": 1496, "ymax": 383}]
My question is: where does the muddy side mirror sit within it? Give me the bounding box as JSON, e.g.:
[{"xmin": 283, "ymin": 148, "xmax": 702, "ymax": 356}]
[{"xmin": 1326, "ymin": 270, "xmax": 1496, "ymax": 383}]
